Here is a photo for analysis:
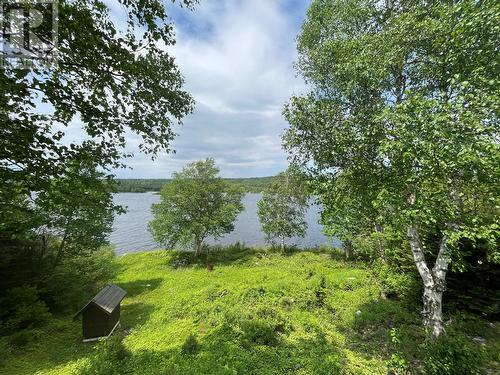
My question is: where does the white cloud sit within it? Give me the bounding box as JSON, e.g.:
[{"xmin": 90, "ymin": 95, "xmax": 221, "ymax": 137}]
[{"xmin": 112, "ymin": 0, "xmax": 310, "ymax": 178}]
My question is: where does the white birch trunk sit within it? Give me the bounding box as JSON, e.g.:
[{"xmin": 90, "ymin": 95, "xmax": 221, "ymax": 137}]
[
  {"xmin": 344, "ymin": 240, "xmax": 353, "ymax": 259},
  {"xmin": 407, "ymin": 224, "xmax": 450, "ymax": 338}
]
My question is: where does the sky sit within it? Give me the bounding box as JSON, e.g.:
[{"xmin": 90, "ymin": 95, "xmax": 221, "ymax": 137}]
[{"xmin": 112, "ymin": 0, "xmax": 310, "ymax": 178}]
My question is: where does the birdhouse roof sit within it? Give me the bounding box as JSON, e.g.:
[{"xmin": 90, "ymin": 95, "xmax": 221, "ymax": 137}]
[{"xmin": 74, "ymin": 284, "xmax": 126, "ymax": 318}]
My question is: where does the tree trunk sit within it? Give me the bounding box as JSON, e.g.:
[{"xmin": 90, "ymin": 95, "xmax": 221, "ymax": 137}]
[
  {"xmin": 194, "ymin": 237, "xmax": 201, "ymax": 257},
  {"xmin": 281, "ymin": 236, "xmax": 285, "ymax": 252},
  {"xmin": 53, "ymin": 228, "xmax": 69, "ymax": 268},
  {"xmin": 198, "ymin": 242, "xmax": 203, "ymax": 257},
  {"xmin": 344, "ymin": 240, "xmax": 353, "ymax": 259},
  {"xmin": 422, "ymin": 285, "xmax": 445, "ymax": 338},
  {"xmin": 407, "ymin": 224, "xmax": 450, "ymax": 338}
]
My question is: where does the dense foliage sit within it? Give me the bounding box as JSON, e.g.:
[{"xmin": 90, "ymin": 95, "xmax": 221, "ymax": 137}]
[
  {"xmin": 0, "ymin": 246, "xmax": 116, "ymax": 336},
  {"xmin": 257, "ymin": 170, "xmax": 309, "ymax": 250},
  {"xmin": 284, "ymin": 0, "xmax": 500, "ymax": 337},
  {"xmin": 1, "ymin": 0, "xmax": 195, "ymax": 330},
  {"xmin": 149, "ymin": 159, "xmax": 244, "ymax": 254}
]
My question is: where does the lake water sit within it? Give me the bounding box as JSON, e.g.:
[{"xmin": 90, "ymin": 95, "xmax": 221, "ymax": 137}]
[{"xmin": 109, "ymin": 193, "xmax": 339, "ymax": 254}]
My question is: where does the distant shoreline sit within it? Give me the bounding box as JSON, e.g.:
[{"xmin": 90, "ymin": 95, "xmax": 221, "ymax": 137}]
[{"xmin": 114, "ymin": 176, "xmax": 277, "ymax": 193}]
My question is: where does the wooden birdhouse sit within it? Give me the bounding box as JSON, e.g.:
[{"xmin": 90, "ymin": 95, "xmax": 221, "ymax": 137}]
[{"xmin": 74, "ymin": 284, "xmax": 126, "ymax": 342}]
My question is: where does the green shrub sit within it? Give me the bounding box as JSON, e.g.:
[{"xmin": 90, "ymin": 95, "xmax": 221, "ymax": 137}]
[
  {"xmin": 6, "ymin": 328, "xmax": 43, "ymax": 348},
  {"xmin": 387, "ymin": 353, "xmax": 409, "ymax": 375},
  {"xmin": 255, "ymin": 306, "xmax": 290, "ymax": 332},
  {"xmin": 79, "ymin": 333, "xmax": 130, "ymax": 375},
  {"xmin": 0, "ymin": 286, "xmax": 51, "ymax": 334},
  {"xmin": 422, "ymin": 334, "xmax": 485, "ymax": 375},
  {"xmin": 350, "ymin": 233, "xmax": 384, "ymax": 262},
  {"xmin": 387, "ymin": 328, "xmax": 410, "ymax": 374},
  {"xmin": 42, "ymin": 246, "xmax": 117, "ymax": 312},
  {"xmin": 239, "ymin": 318, "xmax": 281, "ymax": 347},
  {"xmin": 181, "ymin": 334, "xmax": 199, "ymax": 355},
  {"xmin": 303, "ymin": 275, "xmax": 333, "ymax": 310},
  {"xmin": 225, "ymin": 241, "xmax": 247, "ymax": 254},
  {"xmin": 7, "ymin": 330, "xmax": 30, "ymax": 348},
  {"xmin": 315, "ymin": 275, "xmax": 327, "ymax": 307},
  {"xmin": 351, "ymin": 230, "xmax": 416, "ymax": 266},
  {"xmin": 373, "ymin": 261, "xmax": 420, "ymax": 301}
]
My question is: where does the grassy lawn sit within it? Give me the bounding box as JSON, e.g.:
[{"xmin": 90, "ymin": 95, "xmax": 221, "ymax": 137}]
[{"xmin": 1, "ymin": 247, "xmax": 499, "ymax": 374}]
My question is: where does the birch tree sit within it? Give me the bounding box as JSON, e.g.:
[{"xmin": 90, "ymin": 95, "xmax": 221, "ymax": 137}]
[
  {"xmin": 257, "ymin": 170, "xmax": 309, "ymax": 251},
  {"xmin": 284, "ymin": 0, "xmax": 499, "ymax": 337}
]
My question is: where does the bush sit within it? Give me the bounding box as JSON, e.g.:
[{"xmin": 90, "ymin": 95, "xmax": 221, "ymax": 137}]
[
  {"xmin": 373, "ymin": 262, "xmax": 419, "ymax": 300},
  {"xmin": 422, "ymin": 334, "xmax": 485, "ymax": 375},
  {"xmin": 314, "ymin": 275, "xmax": 327, "ymax": 307},
  {"xmin": 387, "ymin": 328, "xmax": 410, "ymax": 375},
  {"xmin": 350, "ymin": 230, "xmax": 414, "ymax": 267},
  {"xmin": 181, "ymin": 334, "xmax": 199, "ymax": 355},
  {"xmin": 238, "ymin": 309, "xmax": 288, "ymax": 348},
  {"xmin": 239, "ymin": 319, "xmax": 280, "ymax": 346},
  {"xmin": 7, "ymin": 330, "xmax": 32, "ymax": 348},
  {"xmin": 446, "ymin": 242, "xmax": 500, "ymax": 319},
  {"xmin": 0, "ymin": 286, "xmax": 51, "ymax": 334},
  {"xmin": 41, "ymin": 247, "xmax": 117, "ymax": 312},
  {"xmin": 350, "ymin": 233, "xmax": 387, "ymax": 262},
  {"xmin": 79, "ymin": 333, "xmax": 130, "ymax": 375}
]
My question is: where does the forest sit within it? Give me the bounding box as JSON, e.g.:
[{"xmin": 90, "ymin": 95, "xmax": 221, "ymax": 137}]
[
  {"xmin": 114, "ymin": 177, "xmax": 277, "ymax": 193},
  {"xmin": 1, "ymin": 0, "xmax": 499, "ymax": 374}
]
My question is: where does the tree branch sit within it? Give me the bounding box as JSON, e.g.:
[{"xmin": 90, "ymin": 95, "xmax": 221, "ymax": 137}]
[
  {"xmin": 432, "ymin": 235, "xmax": 450, "ymax": 291},
  {"xmin": 407, "ymin": 224, "xmax": 434, "ymax": 288}
]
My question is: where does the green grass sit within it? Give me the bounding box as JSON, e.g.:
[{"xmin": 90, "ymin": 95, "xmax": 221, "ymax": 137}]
[{"xmin": 1, "ymin": 247, "xmax": 499, "ymax": 374}]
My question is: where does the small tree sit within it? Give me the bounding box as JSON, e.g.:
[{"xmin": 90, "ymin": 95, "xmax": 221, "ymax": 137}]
[
  {"xmin": 257, "ymin": 170, "xmax": 309, "ymax": 250},
  {"xmin": 149, "ymin": 159, "xmax": 244, "ymax": 255}
]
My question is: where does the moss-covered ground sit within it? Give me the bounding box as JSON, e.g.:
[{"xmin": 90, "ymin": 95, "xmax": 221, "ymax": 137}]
[{"xmin": 1, "ymin": 247, "xmax": 499, "ymax": 374}]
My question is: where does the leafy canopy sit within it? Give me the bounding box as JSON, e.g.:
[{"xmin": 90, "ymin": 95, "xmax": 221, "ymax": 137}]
[
  {"xmin": 149, "ymin": 159, "xmax": 244, "ymax": 253},
  {"xmin": 1, "ymin": 0, "xmax": 196, "ymax": 256},
  {"xmin": 0, "ymin": 0, "xmax": 196, "ymax": 307},
  {"xmin": 284, "ymin": 0, "xmax": 499, "ymax": 261}
]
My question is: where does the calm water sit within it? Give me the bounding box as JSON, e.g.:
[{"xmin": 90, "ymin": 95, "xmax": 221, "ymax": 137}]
[{"xmin": 109, "ymin": 193, "xmax": 338, "ymax": 254}]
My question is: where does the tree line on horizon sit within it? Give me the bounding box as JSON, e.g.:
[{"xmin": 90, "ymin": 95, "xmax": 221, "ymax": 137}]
[{"xmin": 114, "ymin": 176, "xmax": 277, "ymax": 194}]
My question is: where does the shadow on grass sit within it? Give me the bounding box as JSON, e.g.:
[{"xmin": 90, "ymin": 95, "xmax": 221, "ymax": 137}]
[
  {"xmin": 77, "ymin": 322, "xmax": 346, "ymax": 375},
  {"xmin": 121, "ymin": 302, "xmax": 155, "ymax": 329},
  {"xmin": 0, "ymin": 319, "xmax": 96, "ymax": 375},
  {"xmin": 167, "ymin": 243, "xmax": 262, "ymax": 268},
  {"xmin": 166, "ymin": 244, "xmax": 344, "ymax": 270},
  {"xmin": 342, "ymin": 297, "xmax": 422, "ymax": 361},
  {"xmin": 117, "ymin": 278, "xmax": 163, "ymax": 298}
]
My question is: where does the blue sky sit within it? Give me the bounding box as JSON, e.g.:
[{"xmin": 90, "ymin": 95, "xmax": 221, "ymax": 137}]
[{"xmin": 113, "ymin": 0, "xmax": 310, "ymax": 178}]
